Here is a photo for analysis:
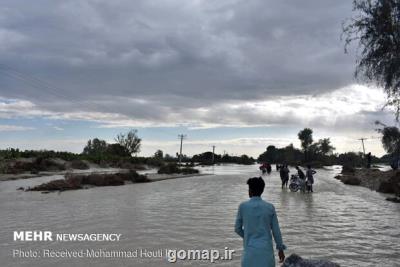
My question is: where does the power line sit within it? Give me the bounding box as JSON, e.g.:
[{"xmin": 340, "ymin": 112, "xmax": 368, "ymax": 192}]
[
  {"xmin": 0, "ymin": 65, "xmax": 80, "ymax": 103},
  {"xmin": 0, "ymin": 64, "xmax": 117, "ymax": 115}
]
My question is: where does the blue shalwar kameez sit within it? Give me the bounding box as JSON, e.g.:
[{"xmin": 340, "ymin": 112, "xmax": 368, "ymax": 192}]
[{"xmin": 235, "ymin": 196, "xmax": 286, "ymax": 267}]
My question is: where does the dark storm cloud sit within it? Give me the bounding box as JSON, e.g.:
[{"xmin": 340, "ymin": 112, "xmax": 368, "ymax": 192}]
[{"xmin": 0, "ymin": 0, "xmax": 363, "ymax": 125}]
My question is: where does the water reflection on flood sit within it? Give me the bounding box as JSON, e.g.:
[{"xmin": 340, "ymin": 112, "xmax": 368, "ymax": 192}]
[{"xmin": 0, "ymin": 164, "xmax": 399, "ymax": 267}]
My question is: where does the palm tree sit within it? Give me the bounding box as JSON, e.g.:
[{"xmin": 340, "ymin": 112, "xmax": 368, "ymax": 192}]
[{"xmin": 298, "ymin": 128, "xmax": 313, "ymax": 161}]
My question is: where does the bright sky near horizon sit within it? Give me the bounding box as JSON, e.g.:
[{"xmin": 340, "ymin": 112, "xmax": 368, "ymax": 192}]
[{"xmin": 0, "ymin": 0, "xmax": 397, "ymax": 157}]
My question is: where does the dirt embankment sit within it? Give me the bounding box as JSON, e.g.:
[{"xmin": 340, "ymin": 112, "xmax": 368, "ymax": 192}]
[
  {"xmin": 335, "ymin": 167, "xmax": 400, "ymax": 203},
  {"xmin": 0, "ymin": 158, "xmax": 91, "ymax": 181},
  {"xmin": 0, "ymin": 157, "xmax": 152, "ymax": 182},
  {"xmin": 25, "ymin": 171, "xmax": 149, "ymax": 192},
  {"xmin": 22, "ymin": 171, "xmax": 205, "ymax": 193}
]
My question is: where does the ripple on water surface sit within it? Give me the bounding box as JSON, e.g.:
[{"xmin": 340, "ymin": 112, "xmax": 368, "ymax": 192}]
[{"xmin": 0, "ymin": 165, "xmax": 399, "ymax": 267}]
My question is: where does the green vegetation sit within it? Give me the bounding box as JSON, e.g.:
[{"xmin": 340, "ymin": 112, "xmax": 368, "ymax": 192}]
[
  {"xmin": 298, "ymin": 128, "xmax": 313, "ymax": 161},
  {"xmin": 0, "ymin": 125, "xmax": 395, "ymax": 175},
  {"xmin": 27, "ymin": 170, "xmax": 149, "ymax": 192},
  {"xmin": 343, "ymin": 0, "xmax": 400, "ymax": 171},
  {"xmin": 82, "ymin": 138, "xmax": 108, "ymax": 156},
  {"xmin": 258, "ymin": 128, "xmax": 384, "ymax": 167},
  {"xmin": 69, "ymin": 160, "xmax": 89, "ymax": 170},
  {"xmin": 258, "ymin": 145, "xmax": 381, "ymax": 168},
  {"xmin": 154, "ymin": 149, "xmax": 163, "ymax": 159},
  {"xmin": 344, "ymin": 0, "xmax": 400, "ymax": 120},
  {"xmin": 115, "ymin": 129, "xmax": 141, "ymax": 155},
  {"xmin": 0, "ymin": 157, "xmax": 66, "ymax": 174},
  {"xmin": 376, "ymin": 121, "xmax": 400, "ymax": 169},
  {"xmin": 0, "ymin": 129, "xmax": 151, "ymax": 174},
  {"xmin": 192, "ymin": 152, "xmax": 255, "ymax": 165},
  {"xmin": 157, "ymin": 163, "xmax": 199, "ymax": 175},
  {"xmin": 377, "ymin": 123, "xmax": 400, "ymax": 156},
  {"xmin": 258, "ymin": 144, "xmax": 302, "ymax": 165},
  {"xmin": 0, "ymin": 148, "xmax": 79, "ymax": 161}
]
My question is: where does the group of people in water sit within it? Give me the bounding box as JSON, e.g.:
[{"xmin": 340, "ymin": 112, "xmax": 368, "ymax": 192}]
[{"xmin": 260, "ymin": 163, "xmax": 316, "ymax": 193}]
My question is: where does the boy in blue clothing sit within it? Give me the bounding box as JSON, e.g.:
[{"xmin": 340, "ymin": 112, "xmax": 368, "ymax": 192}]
[{"xmin": 235, "ymin": 177, "xmax": 286, "ymax": 267}]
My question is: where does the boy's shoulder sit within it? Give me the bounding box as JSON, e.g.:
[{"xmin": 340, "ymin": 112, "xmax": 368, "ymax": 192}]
[
  {"xmin": 261, "ymin": 199, "xmax": 275, "ymax": 209},
  {"xmin": 240, "ymin": 198, "xmax": 275, "ymax": 209}
]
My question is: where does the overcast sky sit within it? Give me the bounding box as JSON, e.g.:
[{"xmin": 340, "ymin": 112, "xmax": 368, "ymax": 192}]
[{"xmin": 0, "ymin": 0, "xmax": 396, "ymax": 157}]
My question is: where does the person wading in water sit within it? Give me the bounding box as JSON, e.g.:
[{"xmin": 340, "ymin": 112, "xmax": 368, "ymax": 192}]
[
  {"xmin": 295, "ymin": 166, "xmax": 306, "ymax": 192},
  {"xmin": 281, "ymin": 164, "xmax": 289, "ymax": 189},
  {"xmin": 306, "ymin": 165, "xmax": 316, "ymax": 193},
  {"xmin": 235, "ymin": 177, "xmax": 286, "ymax": 266}
]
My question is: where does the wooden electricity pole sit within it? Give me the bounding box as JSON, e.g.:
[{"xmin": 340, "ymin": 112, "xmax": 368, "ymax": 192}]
[
  {"xmin": 178, "ymin": 134, "xmax": 186, "ymax": 165},
  {"xmin": 359, "ymin": 138, "xmax": 367, "ymax": 157}
]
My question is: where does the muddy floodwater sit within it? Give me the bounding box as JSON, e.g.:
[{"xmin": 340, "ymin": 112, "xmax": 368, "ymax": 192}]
[{"xmin": 0, "ymin": 165, "xmax": 399, "ymax": 266}]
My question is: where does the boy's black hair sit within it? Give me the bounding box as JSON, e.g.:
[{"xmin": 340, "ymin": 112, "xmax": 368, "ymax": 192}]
[{"xmin": 247, "ymin": 177, "xmax": 265, "ymax": 196}]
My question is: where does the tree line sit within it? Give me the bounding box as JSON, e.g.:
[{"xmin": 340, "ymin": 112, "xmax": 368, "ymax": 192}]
[
  {"xmin": 0, "ymin": 125, "xmax": 398, "ymax": 168},
  {"xmin": 258, "ymin": 128, "xmax": 383, "ymax": 167}
]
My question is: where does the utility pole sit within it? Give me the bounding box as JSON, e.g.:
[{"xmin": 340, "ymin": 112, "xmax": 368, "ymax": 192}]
[
  {"xmin": 178, "ymin": 134, "xmax": 186, "ymax": 165},
  {"xmin": 212, "ymin": 145, "xmax": 216, "ymax": 164},
  {"xmin": 359, "ymin": 138, "xmax": 367, "ymax": 157}
]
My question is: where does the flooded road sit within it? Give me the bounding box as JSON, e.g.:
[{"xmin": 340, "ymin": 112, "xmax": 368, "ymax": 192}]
[{"xmin": 0, "ymin": 164, "xmax": 399, "ymax": 266}]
